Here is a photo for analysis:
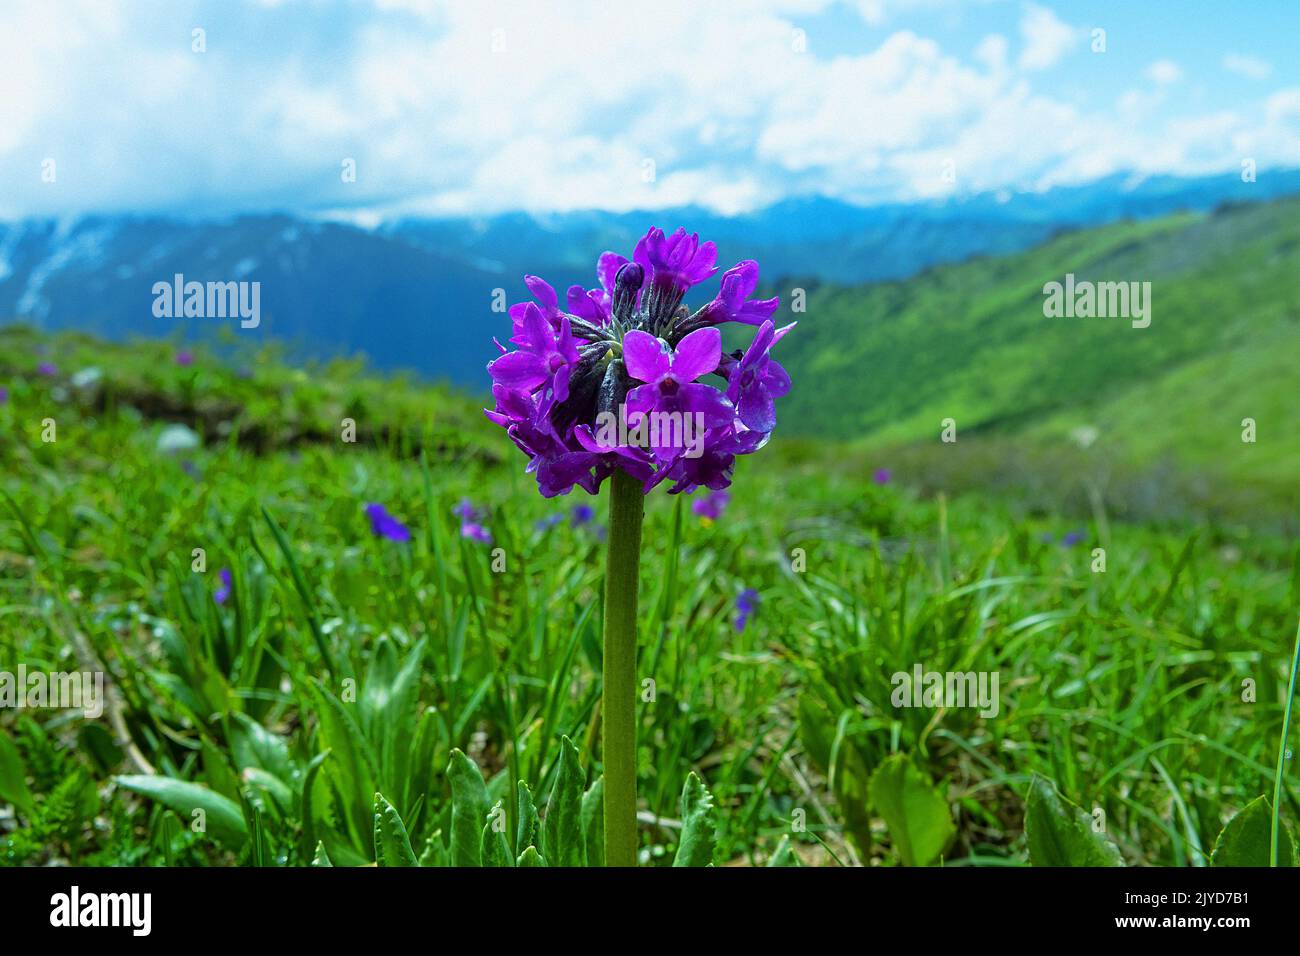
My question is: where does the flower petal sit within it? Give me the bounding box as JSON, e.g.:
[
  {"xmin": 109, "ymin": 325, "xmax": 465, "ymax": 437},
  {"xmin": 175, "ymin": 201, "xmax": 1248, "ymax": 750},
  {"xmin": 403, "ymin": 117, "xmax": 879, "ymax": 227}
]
[
  {"xmin": 671, "ymin": 327, "xmax": 722, "ymax": 381},
  {"xmin": 488, "ymin": 350, "xmax": 548, "ymax": 390},
  {"xmin": 622, "ymin": 330, "xmax": 671, "ymax": 382},
  {"xmin": 738, "ymin": 385, "xmax": 776, "ymax": 433}
]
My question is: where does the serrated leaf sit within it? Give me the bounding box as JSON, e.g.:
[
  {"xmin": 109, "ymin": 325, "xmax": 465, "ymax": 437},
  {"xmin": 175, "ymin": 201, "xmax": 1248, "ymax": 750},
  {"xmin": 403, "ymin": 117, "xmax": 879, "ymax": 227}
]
[
  {"xmin": 870, "ymin": 754, "xmax": 955, "ymax": 867},
  {"xmin": 1024, "ymin": 773, "xmax": 1122, "ymax": 867},
  {"xmin": 447, "ymin": 749, "xmax": 490, "ymax": 867},
  {"xmin": 114, "ymin": 775, "xmax": 248, "ymax": 850},
  {"xmin": 480, "ymin": 801, "xmax": 513, "ymax": 867},
  {"xmin": 516, "ymin": 780, "xmax": 539, "ymax": 851},
  {"xmin": 544, "ymin": 735, "xmax": 585, "ymax": 868},
  {"xmin": 373, "ymin": 792, "xmax": 418, "ymax": 867},
  {"xmin": 582, "ymin": 775, "xmax": 605, "ymax": 867},
  {"xmin": 516, "ymin": 845, "xmax": 544, "ymax": 867},
  {"xmin": 673, "ymin": 772, "xmax": 716, "ymax": 867},
  {"xmin": 1210, "ymin": 795, "xmax": 1296, "ymax": 867},
  {"xmin": 311, "ymin": 841, "xmax": 333, "ymax": 867}
]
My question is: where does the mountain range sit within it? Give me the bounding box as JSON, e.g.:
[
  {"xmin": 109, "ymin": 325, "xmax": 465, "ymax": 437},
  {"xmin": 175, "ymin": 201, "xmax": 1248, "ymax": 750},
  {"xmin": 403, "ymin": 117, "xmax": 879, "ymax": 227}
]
[{"xmin": 1, "ymin": 169, "xmax": 1297, "ymax": 391}]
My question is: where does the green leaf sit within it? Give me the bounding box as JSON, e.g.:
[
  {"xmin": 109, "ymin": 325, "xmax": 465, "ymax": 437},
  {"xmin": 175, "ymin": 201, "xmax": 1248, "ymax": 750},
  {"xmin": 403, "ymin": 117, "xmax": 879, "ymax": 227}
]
[
  {"xmin": 1211, "ymin": 796, "xmax": 1296, "ymax": 867},
  {"xmin": 543, "ymin": 736, "xmax": 585, "ymax": 868},
  {"xmin": 311, "ymin": 841, "xmax": 333, "ymax": 867},
  {"xmin": 516, "ymin": 845, "xmax": 544, "ymax": 867},
  {"xmin": 869, "ymin": 755, "xmax": 955, "ymax": 867},
  {"xmin": 673, "ymin": 772, "xmax": 716, "ymax": 867},
  {"xmin": 0, "ymin": 728, "xmax": 34, "ymax": 815},
  {"xmin": 230, "ymin": 712, "xmax": 294, "ymax": 784},
  {"xmin": 480, "ymin": 801, "xmax": 513, "ymax": 867},
  {"xmin": 373, "ymin": 792, "xmax": 418, "ymax": 867},
  {"xmin": 1024, "ymin": 773, "xmax": 1122, "ymax": 867},
  {"xmin": 114, "ymin": 775, "xmax": 248, "ymax": 850},
  {"xmin": 767, "ymin": 835, "xmax": 800, "ymax": 867},
  {"xmin": 447, "ymin": 749, "xmax": 490, "ymax": 867},
  {"xmin": 581, "ymin": 775, "xmax": 605, "ymax": 867},
  {"xmin": 516, "ymin": 780, "xmax": 539, "ymax": 851}
]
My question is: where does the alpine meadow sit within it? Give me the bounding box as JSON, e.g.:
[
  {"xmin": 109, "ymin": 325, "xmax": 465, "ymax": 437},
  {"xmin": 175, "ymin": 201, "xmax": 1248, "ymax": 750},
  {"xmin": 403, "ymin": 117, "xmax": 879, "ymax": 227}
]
[{"xmin": 1, "ymin": 4, "xmax": 1298, "ymax": 925}]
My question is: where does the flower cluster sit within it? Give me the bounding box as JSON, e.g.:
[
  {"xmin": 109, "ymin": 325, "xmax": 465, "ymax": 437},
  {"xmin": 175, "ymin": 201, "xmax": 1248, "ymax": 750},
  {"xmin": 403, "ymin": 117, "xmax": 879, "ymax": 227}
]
[{"xmin": 485, "ymin": 228, "xmax": 794, "ymax": 497}]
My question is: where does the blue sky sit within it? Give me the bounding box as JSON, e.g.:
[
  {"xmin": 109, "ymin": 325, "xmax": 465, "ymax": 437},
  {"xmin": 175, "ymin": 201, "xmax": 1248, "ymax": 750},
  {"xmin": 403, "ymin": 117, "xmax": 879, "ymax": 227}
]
[{"xmin": 1, "ymin": 0, "xmax": 1296, "ymax": 220}]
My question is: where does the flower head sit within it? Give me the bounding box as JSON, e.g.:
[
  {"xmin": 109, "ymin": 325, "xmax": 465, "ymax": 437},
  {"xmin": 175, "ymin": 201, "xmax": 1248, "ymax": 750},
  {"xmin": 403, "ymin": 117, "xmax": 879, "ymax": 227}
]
[
  {"xmin": 571, "ymin": 503, "xmax": 594, "ymax": 526},
  {"xmin": 1061, "ymin": 529, "xmax": 1085, "ymax": 548},
  {"xmin": 453, "ymin": 499, "xmax": 492, "ymax": 543},
  {"xmin": 0, "ymin": 386, "xmax": 8, "ymax": 405},
  {"xmin": 734, "ymin": 587, "xmax": 759, "ymax": 632},
  {"xmin": 873, "ymin": 467, "xmax": 891, "ymax": 485},
  {"xmin": 365, "ymin": 502, "xmax": 411, "ymax": 542},
  {"xmin": 691, "ymin": 490, "xmax": 730, "ymax": 521},
  {"xmin": 485, "ymin": 227, "xmax": 791, "ymax": 498},
  {"xmin": 37, "ymin": 361, "xmax": 57, "ymax": 377},
  {"xmin": 175, "ymin": 350, "xmax": 194, "ymax": 367},
  {"xmin": 214, "ymin": 568, "xmax": 232, "ymax": 605}
]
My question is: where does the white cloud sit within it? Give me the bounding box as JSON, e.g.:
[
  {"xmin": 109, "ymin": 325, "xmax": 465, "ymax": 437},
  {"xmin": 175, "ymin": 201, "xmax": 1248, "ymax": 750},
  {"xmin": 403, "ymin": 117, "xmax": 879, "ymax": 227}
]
[
  {"xmin": 0, "ymin": 0, "xmax": 1295, "ymax": 220},
  {"xmin": 1017, "ymin": 3, "xmax": 1079, "ymax": 72},
  {"xmin": 1223, "ymin": 53, "xmax": 1273, "ymax": 81},
  {"xmin": 1146, "ymin": 60, "xmax": 1183, "ymax": 86}
]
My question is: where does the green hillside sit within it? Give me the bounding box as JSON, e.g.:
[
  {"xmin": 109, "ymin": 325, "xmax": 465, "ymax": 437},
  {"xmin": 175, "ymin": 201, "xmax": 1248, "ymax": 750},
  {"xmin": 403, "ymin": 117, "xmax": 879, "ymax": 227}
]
[{"xmin": 778, "ymin": 196, "xmax": 1300, "ymax": 499}]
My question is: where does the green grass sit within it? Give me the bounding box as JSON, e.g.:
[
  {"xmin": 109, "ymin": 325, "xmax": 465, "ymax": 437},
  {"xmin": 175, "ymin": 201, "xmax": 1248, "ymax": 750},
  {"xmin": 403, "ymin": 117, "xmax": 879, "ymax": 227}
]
[
  {"xmin": 776, "ymin": 196, "xmax": 1300, "ymax": 512},
  {"xmin": 0, "ymin": 319, "xmax": 1297, "ymax": 866}
]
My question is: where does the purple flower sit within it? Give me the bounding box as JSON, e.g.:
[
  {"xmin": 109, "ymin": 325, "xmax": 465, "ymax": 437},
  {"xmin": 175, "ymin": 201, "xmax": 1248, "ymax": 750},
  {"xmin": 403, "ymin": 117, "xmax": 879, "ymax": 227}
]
[
  {"xmin": 734, "ymin": 588, "xmax": 759, "ymax": 632},
  {"xmin": 571, "ymin": 503, "xmax": 594, "ymax": 526},
  {"xmin": 1061, "ymin": 529, "xmax": 1085, "ymax": 548},
  {"xmin": 37, "ymin": 361, "xmax": 57, "ymax": 377},
  {"xmin": 0, "ymin": 386, "xmax": 8, "ymax": 405},
  {"xmin": 873, "ymin": 468, "xmax": 891, "ymax": 485},
  {"xmin": 175, "ymin": 350, "xmax": 194, "ymax": 367},
  {"xmin": 691, "ymin": 490, "xmax": 730, "ymax": 521},
  {"xmin": 490, "ymin": 303, "xmax": 581, "ymax": 401},
  {"xmin": 535, "ymin": 513, "xmax": 564, "ymax": 532},
  {"xmin": 453, "ymin": 499, "xmax": 492, "ymax": 543},
  {"xmin": 483, "ymin": 226, "xmax": 791, "ymax": 498},
  {"xmin": 721, "ymin": 320, "xmax": 793, "ymax": 434},
  {"xmin": 365, "ymin": 502, "xmax": 411, "ymax": 542},
  {"xmin": 214, "ymin": 568, "xmax": 232, "ymax": 605}
]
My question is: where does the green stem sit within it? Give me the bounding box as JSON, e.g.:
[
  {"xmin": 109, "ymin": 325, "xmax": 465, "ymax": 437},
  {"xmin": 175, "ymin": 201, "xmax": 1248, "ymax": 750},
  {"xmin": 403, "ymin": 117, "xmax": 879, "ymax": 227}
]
[
  {"xmin": 1271, "ymin": 618, "xmax": 1300, "ymax": 866},
  {"xmin": 603, "ymin": 469, "xmax": 644, "ymax": 867}
]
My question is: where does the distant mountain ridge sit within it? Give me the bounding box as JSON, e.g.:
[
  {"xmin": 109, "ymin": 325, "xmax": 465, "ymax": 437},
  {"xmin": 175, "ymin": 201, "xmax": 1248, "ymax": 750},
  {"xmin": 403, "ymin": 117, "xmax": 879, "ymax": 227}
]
[{"xmin": 1, "ymin": 169, "xmax": 1297, "ymax": 388}]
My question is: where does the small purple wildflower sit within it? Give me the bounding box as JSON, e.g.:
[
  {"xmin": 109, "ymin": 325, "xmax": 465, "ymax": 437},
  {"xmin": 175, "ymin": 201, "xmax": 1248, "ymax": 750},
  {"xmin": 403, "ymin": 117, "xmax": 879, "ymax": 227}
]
[
  {"xmin": 1061, "ymin": 529, "xmax": 1085, "ymax": 548},
  {"xmin": 535, "ymin": 513, "xmax": 564, "ymax": 532},
  {"xmin": 214, "ymin": 568, "xmax": 232, "ymax": 605},
  {"xmin": 453, "ymin": 499, "xmax": 492, "ymax": 543},
  {"xmin": 571, "ymin": 503, "xmax": 594, "ymax": 526},
  {"xmin": 873, "ymin": 468, "xmax": 891, "ymax": 485},
  {"xmin": 691, "ymin": 490, "xmax": 730, "ymax": 521},
  {"xmin": 0, "ymin": 386, "xmax": 8, "ymax": 405},
  {"xmin": 365, "ymin": 502, "xmax": 411, "ymax": 542},
  {"xmin": 175, "ymin": 350, "xmax": 194, "ymax": 367},
  {"xmin": 734, "ymin": 588, "xmax": 759, "ymax": 632},
  {"xmin": 37, "ymin": 361, "xmax": 57, "ymax": 377}
]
